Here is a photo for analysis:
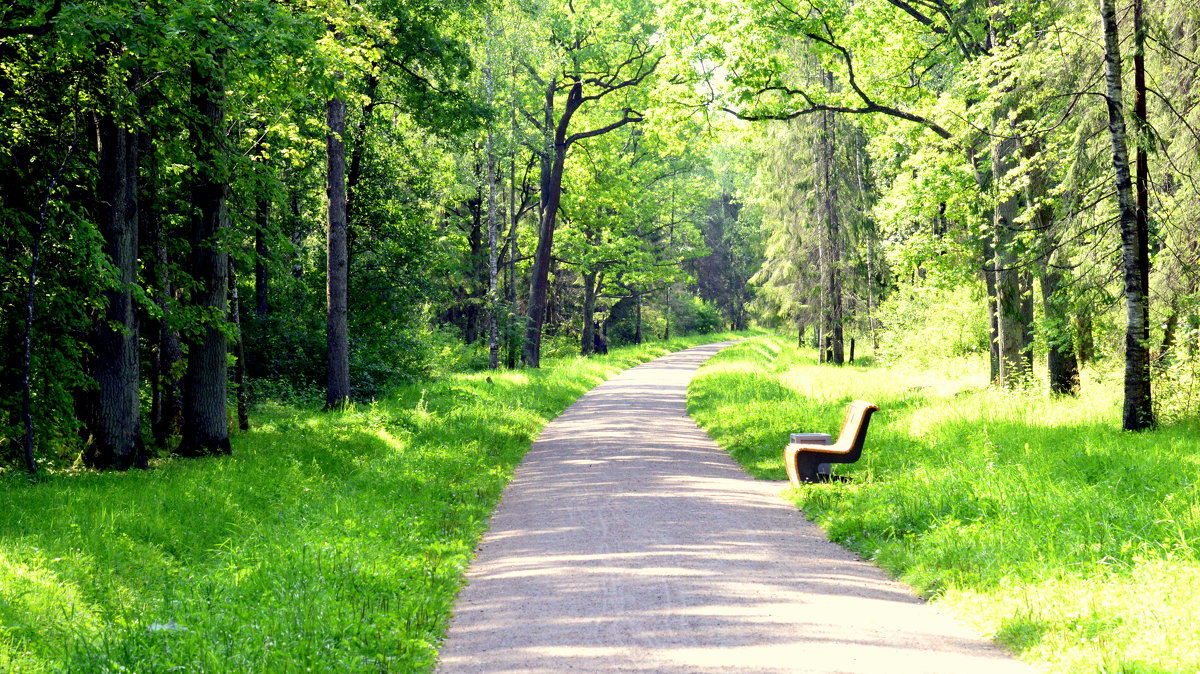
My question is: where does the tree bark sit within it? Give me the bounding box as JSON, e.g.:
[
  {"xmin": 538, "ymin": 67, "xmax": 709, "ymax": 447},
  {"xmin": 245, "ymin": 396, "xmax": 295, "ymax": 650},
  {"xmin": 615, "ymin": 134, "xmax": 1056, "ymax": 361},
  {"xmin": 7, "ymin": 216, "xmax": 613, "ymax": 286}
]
[
  {"xmin": 635, "ymin": 290, "xmax": 643, "ymax": 344},
  {"xmin": 1023, "ymin": 134, "xmax": 1080, "ymax": 394},
  {"xmin": 1100, "ymin": 0, "xmax": 1154, "ymax": 429},
  {"xmin": 581, "ymin": 269, "xmax": 597, "ymax": 356},
  {"xmin": 1076, "ymin": 312, "xmax": 1095, "ymax": 365},
  {"xmin": 325, "ymin": 95, "xmax": 351, "ymax": 409},
  {"xmin": 1041, "ymin": 265, "xmax": 1080, "ymax": 394},
  {"xmin": 992, "ymin": 128, "xmax": 1027, "ymax": 386},
  {"xmin": 524, "ymin": 79, "xmax": 563, "ymax": 367},
  {"xmin": 86, "ymin": 111, "xmax": 143, "ymax": 470},
  {"xmin": 179, "ymin": 59, "xmax": 231, "ymax": 456}
]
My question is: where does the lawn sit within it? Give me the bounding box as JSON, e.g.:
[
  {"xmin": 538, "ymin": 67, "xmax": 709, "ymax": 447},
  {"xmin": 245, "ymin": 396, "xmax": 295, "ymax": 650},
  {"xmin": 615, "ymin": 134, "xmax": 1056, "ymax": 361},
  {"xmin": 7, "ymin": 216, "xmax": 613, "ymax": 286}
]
[
  {"xmin": 688, "ymin": 335, "xmax": 1200, "ymax": 673},
  {"xmin": 0, "ymin": 331, "xmax": 751, "ymax": 673}
]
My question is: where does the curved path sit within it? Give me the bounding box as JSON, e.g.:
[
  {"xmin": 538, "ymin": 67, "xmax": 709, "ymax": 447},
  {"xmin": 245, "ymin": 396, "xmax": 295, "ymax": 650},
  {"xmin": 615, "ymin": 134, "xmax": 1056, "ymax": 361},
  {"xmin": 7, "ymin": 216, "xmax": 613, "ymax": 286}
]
[{"xmin": 438, "ymin": 342, "xmax": 1034, "ymax": 673}]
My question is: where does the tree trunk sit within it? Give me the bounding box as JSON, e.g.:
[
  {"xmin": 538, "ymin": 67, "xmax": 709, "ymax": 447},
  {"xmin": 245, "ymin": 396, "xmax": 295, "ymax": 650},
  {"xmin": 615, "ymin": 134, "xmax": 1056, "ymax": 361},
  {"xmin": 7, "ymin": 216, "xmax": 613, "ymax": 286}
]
[
  {"xmin": 1076, "ymin": 312, "xmax": 1095, "ymax": 365},
  {"xmin": 818, "ymin": 77, "xmax": 844, "ymax": 365},
  {"xmin": 1159, "ymin": 310, "xmax": 1179, "ymax": 363},
  {"xmin": 325, "ymin": 95, "xmax": 351, "ymax": 409},
  {"xmin": 524, "ymin": 79, "xmax": 563, "ymax": 367},
  {"xmin": 86, "ymin": 111, "xmax": 143, "ymax": 470},
  {"xmin": 1023, "ymin": 134, "xmax": 1080, "ymax": 395},
  {"xmin": 1041, "ymin": 265, "xmax": 1080, "ymax": 394},
  {"xmin": 635, "ymin": 291, "xmax": 643, "ymax": 344},
  {"xmin": 1100, "ymin": 0, "xmax": 1154, "ymax": 430},
  {"xmin": 1134, "ymin": 0, "xmax": 1150, "ymax": 308},
  {"xmin": 992, "ymin": 129, "xmax": 1026, "ymax": 387},
  {"xmin": 179, "ymin": 59, "xmax": 231, "ymax": 456},
  {"xmin": 581, "ymin": 269, "xmax": 597, "ymax": 356}
]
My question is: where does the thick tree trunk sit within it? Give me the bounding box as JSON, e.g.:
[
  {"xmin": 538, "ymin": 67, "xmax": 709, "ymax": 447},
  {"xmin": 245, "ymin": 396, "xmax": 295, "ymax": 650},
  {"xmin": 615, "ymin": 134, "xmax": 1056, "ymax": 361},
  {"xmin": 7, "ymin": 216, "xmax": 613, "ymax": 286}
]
[
  {"xmin": 86, "ymin": 112, "xmax": 143, "ymax": 470},
  {"xmin": 1023, "ymin": 134, "xmax": 1080, "ymax": 394},
  {"xmin": 524, "ymin": 80, "xmax": 564, "ymax": 368},
  {"xmin": 179, "ymin": 60, "xmax": 231, "ymax": 456},
  {"xmin": 1101, "ymin": 0, "xmax": 1154, "ymax": 429},
  {"xmin": 325, "ymin": 95, "xmax": 351, "ymax": 409}
]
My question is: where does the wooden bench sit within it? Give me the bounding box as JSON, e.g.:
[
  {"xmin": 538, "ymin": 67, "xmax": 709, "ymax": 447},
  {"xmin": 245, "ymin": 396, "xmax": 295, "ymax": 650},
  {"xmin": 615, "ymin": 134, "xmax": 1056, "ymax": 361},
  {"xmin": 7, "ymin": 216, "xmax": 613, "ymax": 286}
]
[{"xmin": 784, "ymin": 401, "xmax": 879, "ymax": 486}]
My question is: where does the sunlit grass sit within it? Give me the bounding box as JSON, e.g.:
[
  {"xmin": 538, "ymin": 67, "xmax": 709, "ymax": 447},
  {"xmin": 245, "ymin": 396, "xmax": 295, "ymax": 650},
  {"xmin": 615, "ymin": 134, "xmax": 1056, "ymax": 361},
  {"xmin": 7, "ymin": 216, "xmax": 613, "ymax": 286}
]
[
  {"xmin": 688, "ymin": 334, "xmax": 1200, "ymax": 673},
  {"xmin": 0, "ymin": 331, "xmax": 754, "ymax": 673}
]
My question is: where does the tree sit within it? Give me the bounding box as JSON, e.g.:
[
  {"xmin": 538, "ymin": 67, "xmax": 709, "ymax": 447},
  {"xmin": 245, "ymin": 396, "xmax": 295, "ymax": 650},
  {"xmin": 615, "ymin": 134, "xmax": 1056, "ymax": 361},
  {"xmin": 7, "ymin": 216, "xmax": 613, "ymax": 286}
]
[
  {"xmin": 178, "ymin": 48, "xmax": 232, "ymax": 457},
  {"xmin": 520, "ymin": 0, "xmax": 662, "ymax": 367},
  {"xmin": 1100, "ymin": 0, "xmax": 1153, "ymax": 429}
]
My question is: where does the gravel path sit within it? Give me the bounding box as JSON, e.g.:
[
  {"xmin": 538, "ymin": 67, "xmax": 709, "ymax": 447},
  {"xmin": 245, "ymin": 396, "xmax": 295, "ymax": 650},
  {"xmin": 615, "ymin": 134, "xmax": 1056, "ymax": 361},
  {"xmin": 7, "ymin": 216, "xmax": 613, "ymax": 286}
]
[{"xmin": 437, "ymin": 342, "xmax": 1035, "ymax": 673}]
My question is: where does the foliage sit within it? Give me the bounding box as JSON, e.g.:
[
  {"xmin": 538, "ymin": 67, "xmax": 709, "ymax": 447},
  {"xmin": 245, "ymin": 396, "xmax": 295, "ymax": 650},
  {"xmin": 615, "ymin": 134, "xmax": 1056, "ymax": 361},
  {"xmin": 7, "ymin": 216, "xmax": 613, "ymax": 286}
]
[
  {"xmin": 690, "ymin": 335, "xmax": 1200, "ymax": 672},
  {"xmin": 873, "ymin": 282, "xmax": 990, "ymax": 366}
]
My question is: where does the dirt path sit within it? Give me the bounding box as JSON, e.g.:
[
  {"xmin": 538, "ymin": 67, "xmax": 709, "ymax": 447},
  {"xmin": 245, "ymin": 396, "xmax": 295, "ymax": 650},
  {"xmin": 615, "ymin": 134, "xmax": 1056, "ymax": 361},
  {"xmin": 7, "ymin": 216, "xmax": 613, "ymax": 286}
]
[{"xmin": 437, "ymin": 342, "xmax": 1034, "ymax": 673}]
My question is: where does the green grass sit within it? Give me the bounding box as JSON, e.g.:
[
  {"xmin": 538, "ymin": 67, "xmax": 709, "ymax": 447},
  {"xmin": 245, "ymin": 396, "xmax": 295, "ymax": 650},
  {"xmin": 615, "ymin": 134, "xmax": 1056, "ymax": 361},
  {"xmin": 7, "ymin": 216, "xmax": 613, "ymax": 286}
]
[
  {"xmin": 0, "ymin": 331, "xmax": 753, "ymax": 673},
  {"xmin": 688, "ymin": 335, "xmax": 1200, "ymax": 674}
]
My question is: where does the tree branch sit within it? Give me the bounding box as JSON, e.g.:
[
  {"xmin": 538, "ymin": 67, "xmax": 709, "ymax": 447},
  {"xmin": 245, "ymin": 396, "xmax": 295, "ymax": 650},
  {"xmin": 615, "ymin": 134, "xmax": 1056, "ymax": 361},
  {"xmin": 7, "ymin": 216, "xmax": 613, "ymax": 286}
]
[{"xmin": 0, "ymin": 0, "xmax": 62, "ymax": 38}]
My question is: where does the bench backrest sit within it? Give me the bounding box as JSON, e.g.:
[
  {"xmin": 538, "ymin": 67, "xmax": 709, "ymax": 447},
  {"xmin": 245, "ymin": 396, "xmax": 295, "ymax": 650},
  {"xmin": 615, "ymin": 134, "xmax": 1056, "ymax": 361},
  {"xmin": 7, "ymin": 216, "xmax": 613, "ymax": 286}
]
[{"xmin": 831, "ymin": 401, "xmax": 879, "ymax": 459}]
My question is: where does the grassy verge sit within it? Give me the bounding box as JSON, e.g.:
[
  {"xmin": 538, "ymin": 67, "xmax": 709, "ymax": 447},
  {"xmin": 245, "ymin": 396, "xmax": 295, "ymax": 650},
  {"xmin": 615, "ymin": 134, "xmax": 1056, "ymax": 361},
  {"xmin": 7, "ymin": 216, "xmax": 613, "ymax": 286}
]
[
  {"xmin": 0, "ymin": 331, "xmax": 753, "ymax": 673},
  {"xmin": 688, "ymin": 335, "xmax": 1200, "ymax": 673}
]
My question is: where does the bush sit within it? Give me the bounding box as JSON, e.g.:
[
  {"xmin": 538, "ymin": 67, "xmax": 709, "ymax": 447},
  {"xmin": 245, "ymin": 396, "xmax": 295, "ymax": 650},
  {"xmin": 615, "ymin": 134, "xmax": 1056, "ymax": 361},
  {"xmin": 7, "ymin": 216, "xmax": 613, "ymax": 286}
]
[{"xmin": 874, "ymin": 283, "xmax": 989, "ymax": 366}]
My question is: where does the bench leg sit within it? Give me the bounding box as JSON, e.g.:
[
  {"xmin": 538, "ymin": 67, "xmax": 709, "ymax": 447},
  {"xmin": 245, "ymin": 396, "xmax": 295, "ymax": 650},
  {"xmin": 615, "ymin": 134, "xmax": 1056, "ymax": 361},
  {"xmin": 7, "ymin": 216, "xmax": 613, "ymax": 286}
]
[{"xmin": 785, "ymin": 449, "xmax": 824, "ymax": 487}]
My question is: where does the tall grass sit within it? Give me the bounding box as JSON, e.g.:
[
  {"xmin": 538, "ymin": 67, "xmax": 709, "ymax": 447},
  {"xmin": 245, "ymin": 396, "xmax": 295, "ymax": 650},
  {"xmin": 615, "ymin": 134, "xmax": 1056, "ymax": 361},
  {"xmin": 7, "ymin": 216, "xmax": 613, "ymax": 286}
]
[
  {"xmin": 0, "ymin": 331, "xmax": 752, "ymax": 673},
  {"xmin": 689, "ymin": 335, "xmax": 1200, "ymax": 673}
]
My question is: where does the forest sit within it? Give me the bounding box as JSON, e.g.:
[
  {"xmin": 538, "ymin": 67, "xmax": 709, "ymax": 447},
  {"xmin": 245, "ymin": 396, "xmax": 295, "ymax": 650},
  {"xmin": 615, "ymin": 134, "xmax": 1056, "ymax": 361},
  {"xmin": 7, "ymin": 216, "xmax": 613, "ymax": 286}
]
[
  {"xmin": 3, "ymin": 0, "xmax": 1200, "ymax": 669},
  {"xmin": 4, "ymin": 0, "xmax": 1199, "ymax": 473}
]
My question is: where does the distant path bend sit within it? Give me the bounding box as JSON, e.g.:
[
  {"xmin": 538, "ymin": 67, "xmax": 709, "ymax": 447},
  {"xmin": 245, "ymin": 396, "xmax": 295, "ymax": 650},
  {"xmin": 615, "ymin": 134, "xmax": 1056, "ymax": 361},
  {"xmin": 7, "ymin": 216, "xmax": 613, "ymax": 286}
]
[{"xmin": 438, "ymin": 342, "xmax": 1034, "ymax": 673}]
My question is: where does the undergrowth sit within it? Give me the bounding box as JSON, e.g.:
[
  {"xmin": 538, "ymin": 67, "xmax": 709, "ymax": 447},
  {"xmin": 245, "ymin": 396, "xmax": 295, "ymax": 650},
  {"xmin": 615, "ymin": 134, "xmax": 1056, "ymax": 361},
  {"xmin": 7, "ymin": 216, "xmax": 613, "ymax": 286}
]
[
  {"xmin": 0, "ymin": 331, "xmax": 752, "ymax": 673},
  {"xmin": 688, "ymin": 335, "xmax": 1200, "ymax": 674}
]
